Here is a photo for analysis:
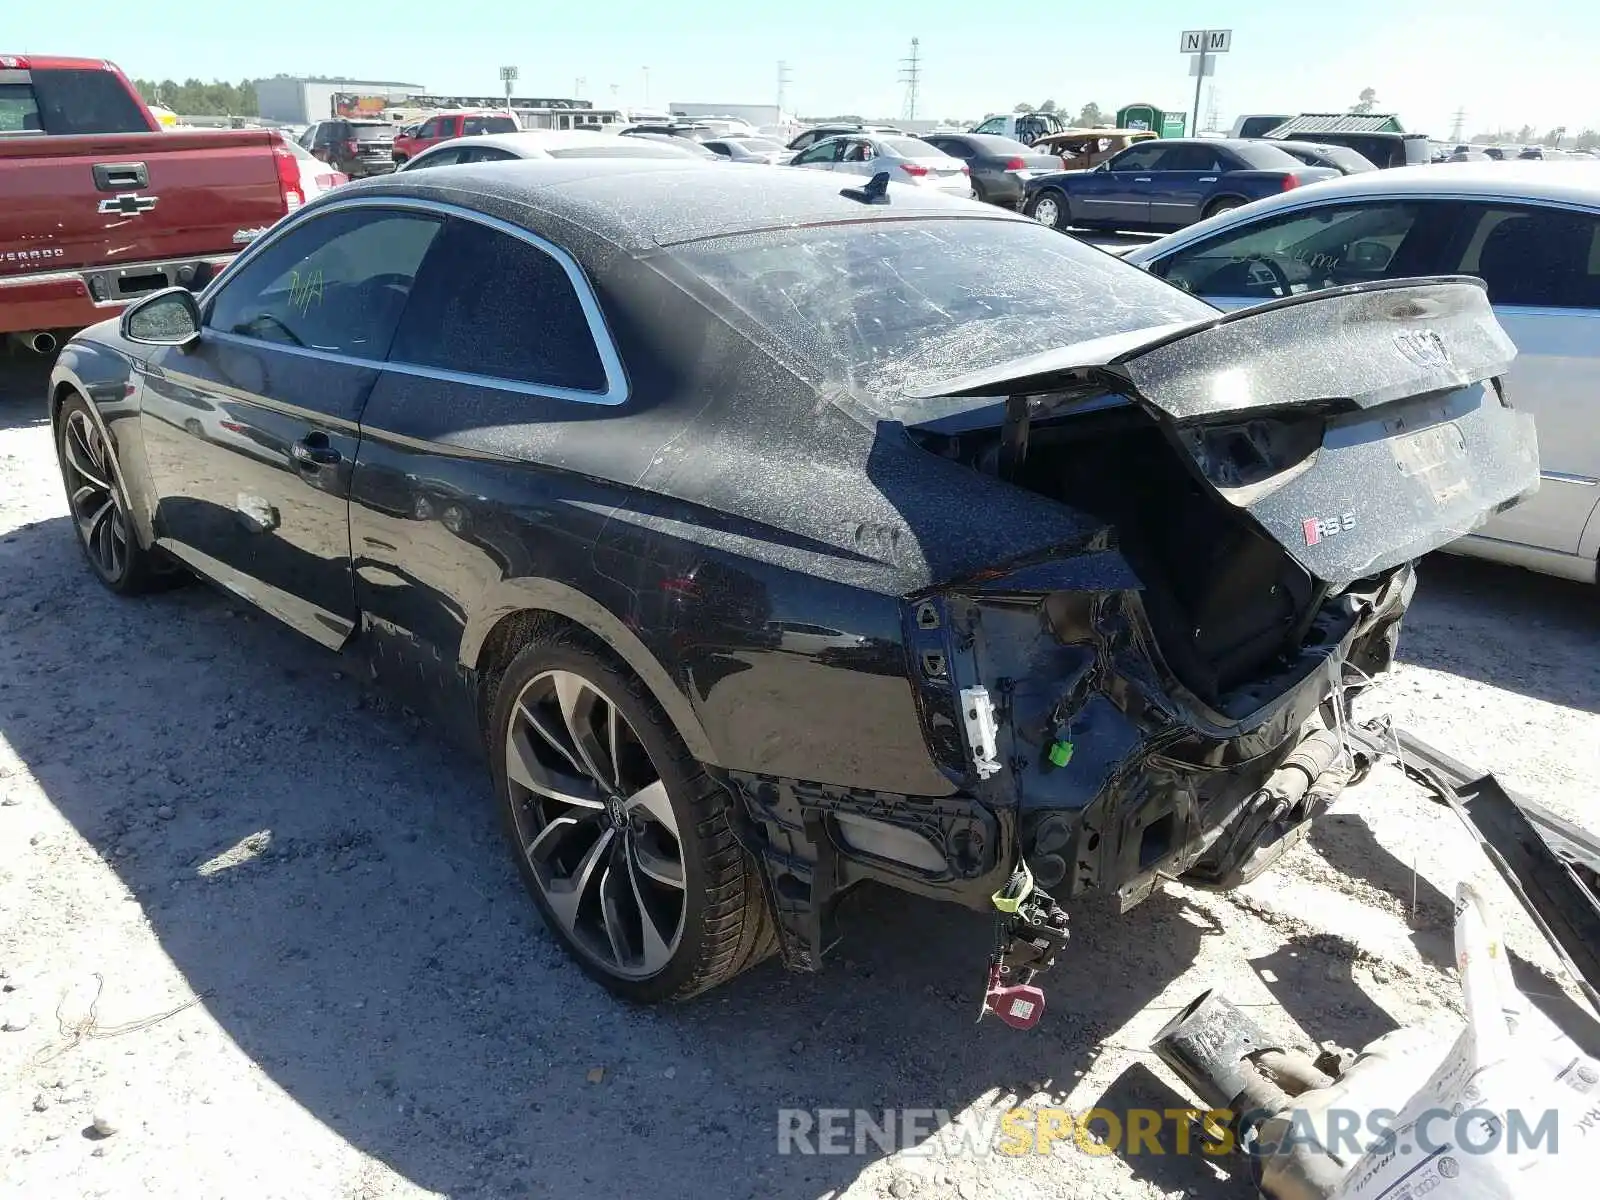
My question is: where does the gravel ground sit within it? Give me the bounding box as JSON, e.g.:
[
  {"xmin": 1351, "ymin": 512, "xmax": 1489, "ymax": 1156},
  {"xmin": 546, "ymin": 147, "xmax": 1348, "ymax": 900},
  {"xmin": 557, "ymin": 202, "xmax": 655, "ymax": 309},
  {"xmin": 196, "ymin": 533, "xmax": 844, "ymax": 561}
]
[{"xmin": 1, "ymin": 357, "xmax": 1596, "ymax": 1200}]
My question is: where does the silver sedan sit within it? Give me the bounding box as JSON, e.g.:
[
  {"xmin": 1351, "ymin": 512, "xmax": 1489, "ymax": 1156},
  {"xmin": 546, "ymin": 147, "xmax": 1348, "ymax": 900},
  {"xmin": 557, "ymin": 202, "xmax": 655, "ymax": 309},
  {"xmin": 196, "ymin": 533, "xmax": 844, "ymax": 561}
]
[
  {"xmin": 1123, "ymin": 162, "xmax": 1600, "ymax": 584},
  {"xmin": 787, "ymin": 133, "xmax": 973, "ymax": 199}
]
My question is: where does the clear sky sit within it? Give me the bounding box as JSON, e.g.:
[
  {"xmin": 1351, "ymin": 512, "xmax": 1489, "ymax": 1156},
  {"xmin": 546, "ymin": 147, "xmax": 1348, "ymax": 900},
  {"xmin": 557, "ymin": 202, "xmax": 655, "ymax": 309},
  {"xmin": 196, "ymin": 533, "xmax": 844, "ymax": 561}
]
[{"xmin": 8, "ymin": 1, "xmax": 1595, "ymax": 138}]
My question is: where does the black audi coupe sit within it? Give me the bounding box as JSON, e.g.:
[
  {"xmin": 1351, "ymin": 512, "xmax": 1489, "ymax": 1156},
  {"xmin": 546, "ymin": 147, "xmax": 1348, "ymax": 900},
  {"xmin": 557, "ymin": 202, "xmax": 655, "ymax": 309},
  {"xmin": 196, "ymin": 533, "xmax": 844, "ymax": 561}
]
[{"xmin": 49, "ymin": 159, "xmax": 1536, "ymax": 1006}]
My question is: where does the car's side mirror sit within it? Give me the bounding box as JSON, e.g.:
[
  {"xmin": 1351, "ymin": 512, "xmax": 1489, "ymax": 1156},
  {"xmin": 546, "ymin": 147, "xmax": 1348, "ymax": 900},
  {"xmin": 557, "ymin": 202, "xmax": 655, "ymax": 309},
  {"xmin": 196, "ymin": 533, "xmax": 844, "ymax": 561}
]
[
  {"xmin": 121, "ymin": 286, "xmax": 201, "ymax": 348},
  {"xmin": 1343, "ymin": 240, "xmax": 1394, "ymax": 271}
]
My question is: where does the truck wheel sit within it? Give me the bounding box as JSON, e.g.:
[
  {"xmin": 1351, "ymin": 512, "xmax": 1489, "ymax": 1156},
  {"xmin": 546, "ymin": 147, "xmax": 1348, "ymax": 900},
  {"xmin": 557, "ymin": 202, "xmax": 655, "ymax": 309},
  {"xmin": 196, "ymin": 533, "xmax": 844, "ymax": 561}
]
[
  {"xmin": 1027, "ymin": 189, "xmax": 1068, "ymax": 230},
  {"xmin": 488, "ymin": 626, "xmax": 776, "ymax": 1002}
]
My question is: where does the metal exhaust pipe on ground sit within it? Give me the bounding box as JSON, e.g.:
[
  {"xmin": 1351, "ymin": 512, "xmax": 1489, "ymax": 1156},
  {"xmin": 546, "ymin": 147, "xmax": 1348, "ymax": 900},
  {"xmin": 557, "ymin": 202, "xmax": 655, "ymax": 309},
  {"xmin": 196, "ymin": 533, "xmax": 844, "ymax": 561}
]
[{"xmin": 7, "ymin": 331, "xmax": 58, "ymax": 355}]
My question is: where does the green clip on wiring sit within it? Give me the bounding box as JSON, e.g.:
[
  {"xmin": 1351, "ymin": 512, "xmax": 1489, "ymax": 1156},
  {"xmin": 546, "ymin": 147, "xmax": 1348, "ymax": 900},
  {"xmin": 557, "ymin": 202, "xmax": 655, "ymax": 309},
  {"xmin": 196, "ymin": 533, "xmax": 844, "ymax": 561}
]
[
  {"xmin": 991, "ymin": 860, "xmax": 1034, "ymax": 914},
  {"xmin": 1048, "ymin": 739, "xmax": 1075, "ymax": 768}
]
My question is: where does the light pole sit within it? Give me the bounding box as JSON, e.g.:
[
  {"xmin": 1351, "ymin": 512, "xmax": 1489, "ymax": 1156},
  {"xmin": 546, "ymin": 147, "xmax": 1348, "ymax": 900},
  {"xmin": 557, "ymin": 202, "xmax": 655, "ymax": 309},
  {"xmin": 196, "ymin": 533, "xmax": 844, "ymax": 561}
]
[{"xmin": 641, "ymin": 66, "xmax": 650, "ymax": 105}]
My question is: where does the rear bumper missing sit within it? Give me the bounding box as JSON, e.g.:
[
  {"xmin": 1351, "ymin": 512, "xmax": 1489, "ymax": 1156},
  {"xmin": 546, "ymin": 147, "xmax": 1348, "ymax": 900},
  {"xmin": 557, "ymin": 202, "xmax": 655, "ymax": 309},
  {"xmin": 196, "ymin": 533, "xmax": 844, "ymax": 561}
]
[{"xmin": 729, "ymin": 564, "xmax": 1414, "ymax": 972}]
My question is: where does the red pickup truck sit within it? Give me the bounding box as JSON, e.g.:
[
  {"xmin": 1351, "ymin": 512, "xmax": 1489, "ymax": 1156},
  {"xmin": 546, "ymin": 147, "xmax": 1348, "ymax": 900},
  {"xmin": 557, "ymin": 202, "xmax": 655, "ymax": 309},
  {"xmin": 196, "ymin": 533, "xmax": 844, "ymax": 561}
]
[
  {"xmin": 0, "ymin": 54, "xmax": 298, "ymax": 352},
  {"xmin": 391, "ymin": 110, "xmax": 520, "ymax": 165}
]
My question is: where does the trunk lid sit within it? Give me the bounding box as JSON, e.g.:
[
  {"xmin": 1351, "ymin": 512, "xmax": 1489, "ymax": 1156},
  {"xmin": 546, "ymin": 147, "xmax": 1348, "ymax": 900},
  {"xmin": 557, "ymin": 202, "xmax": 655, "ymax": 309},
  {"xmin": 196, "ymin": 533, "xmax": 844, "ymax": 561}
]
[{"xmin": 906, "ymin": 277, "xmax": 1537, "ymax": 588}]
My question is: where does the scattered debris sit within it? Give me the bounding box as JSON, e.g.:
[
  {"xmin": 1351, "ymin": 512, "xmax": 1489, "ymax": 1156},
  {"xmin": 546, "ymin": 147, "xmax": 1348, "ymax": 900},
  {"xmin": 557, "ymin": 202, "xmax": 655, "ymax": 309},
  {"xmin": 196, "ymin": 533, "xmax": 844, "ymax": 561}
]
[
  {"xmin": 585, "ymin": 1067, "xmax": 605, "ymax": 1084},
  {"xmin": 91, "ymin": 1111, "xmax": 117, "ymax": 1137}
]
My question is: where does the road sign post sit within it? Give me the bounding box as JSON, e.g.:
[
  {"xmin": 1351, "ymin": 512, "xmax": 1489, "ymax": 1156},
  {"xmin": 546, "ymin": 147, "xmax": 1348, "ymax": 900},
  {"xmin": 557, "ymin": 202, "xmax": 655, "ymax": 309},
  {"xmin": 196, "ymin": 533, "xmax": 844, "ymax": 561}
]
[
  {"xmin": 1180, "ymin": 29, "xmax": 1231, "ymax": 136},
  {"xmin": 499, "ymin": 65, "xmax": 519, "ymax": 113}
]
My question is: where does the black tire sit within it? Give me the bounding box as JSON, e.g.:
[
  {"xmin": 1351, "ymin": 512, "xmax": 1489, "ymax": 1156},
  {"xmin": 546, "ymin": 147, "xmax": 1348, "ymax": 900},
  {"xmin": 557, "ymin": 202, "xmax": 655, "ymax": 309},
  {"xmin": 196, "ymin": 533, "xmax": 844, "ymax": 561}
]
[
  {"xmin": 488, "ymin": 626, "xmax": 775, "ymax": 1002},
  {"xmin": 1025, "ymin": 188, "xmax": 1069, "ymax": 230},
  {"xmin": 1204, "ymin": 197, "xmax": 1246, "ymax": 219},
  {"xmin": 55, "ymin": 392, "xmax": 162, "ymax": 596},
  {"xmin": 970, "ymin": 179, "xmax": 989, "ymax": 205}
]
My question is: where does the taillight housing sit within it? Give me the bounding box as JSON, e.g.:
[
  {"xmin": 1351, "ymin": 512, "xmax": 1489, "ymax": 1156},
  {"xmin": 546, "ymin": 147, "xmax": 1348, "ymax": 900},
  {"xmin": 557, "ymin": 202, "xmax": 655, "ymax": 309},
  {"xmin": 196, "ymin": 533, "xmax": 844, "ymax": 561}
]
[
  {"xmin": 1281, "ymin": 173, "xmax": 1301, "ymax": 191},
  {"xmin": 1003, "ymin": 156, "xmax": 1026, "ymax": 170},
  {"xmin": 272, "ymin": 145, "xmax": 305, "ymax": 212},
  {"xmin": 900, "ymin": 162, "xmax": 929, "ymax": 177}
]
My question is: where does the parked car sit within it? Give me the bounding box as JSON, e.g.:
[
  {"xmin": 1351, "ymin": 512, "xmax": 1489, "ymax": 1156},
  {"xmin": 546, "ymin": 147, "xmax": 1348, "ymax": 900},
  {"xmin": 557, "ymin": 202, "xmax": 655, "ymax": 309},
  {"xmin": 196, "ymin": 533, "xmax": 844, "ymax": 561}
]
[
  {"xmin": 619, "ymin": 122, "xmax": 713, "ymax": 142},
  {"xmin": 1123, "ymin": 161, "xmax": 1600, "ymax": 583},
  {"xmin": 969, "ymin": 111, "xmax": 1071, "ymax": 145},
  {"xmin": 1022, "ymin": 138, "xmax": 1336, "ymax": 232},
  {"xmin": 298, "ymin": 118, "xmax": 396, "ymax": 177},
  {"xmin": 787, "ymin": 134, "xmax": 972, "ymax": 198},
  {"xmin": 48, "ymin": 158, "xmax": 1534, "ymax": 1001},
  {"xmin": 1269, "ymin": 140, "xmax": 1376, "ymax": 174},
  {"xmin": 391, "ymin": 110, "xmax": 520, "ymax": 164},
  {"xmin": 621, "ymin": 132, "xmax": 720, "ymax": 159},
  {"xmin": 701, "ymin": 137, "xmax": 786, "ymax": 165},
  {"xmin": 1230, "ymin": 114, "xmax": 1296, "ymax": 139},
  {"xmin": 1265, "ymin": 129, "xmax": 1433, "ymax": 169},
  {"xmin": 918, "ymin": 133, "xmax": 1065, "ymax": 207},
  {"xmin": 1030, "ymin": 128, "xmax": 1158, "ymax": 172},
  {"xmin": 785, "ymin": 123, "xmax": 903, "ymax": 153},
  {"xmin": 277, "ymin": 131, "xmax": 349, "ymax": 198},
  {"xmin": 0, "ymin": 53, "xmax": 297, "ymax": 350},
  {"xmin": 398, "ymin": 130, "xmax": 708, "ymax": 171}
]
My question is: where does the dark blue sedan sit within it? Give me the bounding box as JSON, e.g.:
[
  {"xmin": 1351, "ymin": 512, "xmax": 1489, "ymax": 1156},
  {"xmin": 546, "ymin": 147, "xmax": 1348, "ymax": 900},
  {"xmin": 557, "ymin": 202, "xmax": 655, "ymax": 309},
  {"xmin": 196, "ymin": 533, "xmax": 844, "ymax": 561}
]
[{"xmin": 1022, "ymin": 138, "xmax": 1338, "ymax": 232}]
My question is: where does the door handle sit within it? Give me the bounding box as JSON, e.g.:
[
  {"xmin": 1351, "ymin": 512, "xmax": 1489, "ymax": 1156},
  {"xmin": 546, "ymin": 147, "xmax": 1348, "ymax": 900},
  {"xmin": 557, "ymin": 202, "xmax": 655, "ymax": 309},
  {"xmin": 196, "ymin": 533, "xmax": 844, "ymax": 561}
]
[
  {"xmin": 1134, "ymin": 176, "xmax": 1153, "ymax": 182},
  {"xmin": 1200, "ymin": 176, "xmax": 1218, "ymax": 182},
  {"xmin": 291, "ymin": 433, "xmax": 341, "ymax": 468},
  {"xmin": 92, "ymin": 161, "xmax": 149, "ymax": 191}
]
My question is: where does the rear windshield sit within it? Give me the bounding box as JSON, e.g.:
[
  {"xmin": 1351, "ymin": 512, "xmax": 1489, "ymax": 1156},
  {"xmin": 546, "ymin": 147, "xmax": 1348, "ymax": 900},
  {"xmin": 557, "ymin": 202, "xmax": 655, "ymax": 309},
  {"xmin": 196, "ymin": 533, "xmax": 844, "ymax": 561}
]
[
  {"xmin": 1317, "ymin": 144, "xmax": 1376, "ymax": 171},
  {"xmin": 464, "ymin": 115, "xmax": 518, "ymax": 135},
  {"xmin": 0, "ymin": 69, "xmax": 149, "ymax": 135},
  {"xmin": 547, "ymin": 142, "xmax": 698, "ymax": 159},
  {"xmin": 965, "ymin": 134, "xmax": 1035, "ymax": 156},
  {"xmin": 350, "ymin": 120, "xmax": 394, "ymax": 140},
  {"xmin": 671, "ymin": 217, "xmax": 1212, "ymax": 421},
  {"xmin": 732, "ymin": 137, "xmax": 782, "ymax": 150},
  {"xmin": 1228, "ymin": 141, "xmax": 1305, "ymax": 170},
  {"xmin": 882, "ymin": 137, "xmax": 940, "ymax": 157}
]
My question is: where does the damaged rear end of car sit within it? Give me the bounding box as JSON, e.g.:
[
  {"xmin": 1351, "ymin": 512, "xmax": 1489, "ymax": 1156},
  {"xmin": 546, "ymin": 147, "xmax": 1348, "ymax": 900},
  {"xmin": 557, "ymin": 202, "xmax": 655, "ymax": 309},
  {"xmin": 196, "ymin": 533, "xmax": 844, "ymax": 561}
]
[
  {"xmin": 731, "ymin": 275, "xmax": 1535, "ymax": 991},
  {"xmin": 899, "ymin": 278, "xmax": 1536, "ymax": 910}
]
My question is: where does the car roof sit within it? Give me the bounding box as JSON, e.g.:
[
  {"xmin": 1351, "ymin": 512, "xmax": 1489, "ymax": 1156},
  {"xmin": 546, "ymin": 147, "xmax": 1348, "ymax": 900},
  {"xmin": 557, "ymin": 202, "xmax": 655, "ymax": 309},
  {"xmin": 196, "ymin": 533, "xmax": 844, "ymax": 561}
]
[
  {"xmin": 1122, "ymin": 161, "xmax": 1600, "ymax": 263},
  {"xmin": 426, "ymin": 130, "xmax": 697, "ymax": 156},
  {"xmin": 343, "ymin": 157, "xmax": 1020, "ymax": 251}
]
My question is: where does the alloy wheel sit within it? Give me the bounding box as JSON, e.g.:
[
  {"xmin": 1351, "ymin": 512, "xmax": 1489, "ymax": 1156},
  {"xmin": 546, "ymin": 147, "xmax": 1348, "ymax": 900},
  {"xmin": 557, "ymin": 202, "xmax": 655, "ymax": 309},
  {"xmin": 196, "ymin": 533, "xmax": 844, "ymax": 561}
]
[
  {"xmin": 505, "ymin": 669, "xmax": 687, "ymax": 978},
  {"xmin": 61, "ymin": 410, "xmax": 130, "ymax": 583},
  {"xmin": 1033, "ymin": 195, "xmax": 1061, "ymax": 227}
]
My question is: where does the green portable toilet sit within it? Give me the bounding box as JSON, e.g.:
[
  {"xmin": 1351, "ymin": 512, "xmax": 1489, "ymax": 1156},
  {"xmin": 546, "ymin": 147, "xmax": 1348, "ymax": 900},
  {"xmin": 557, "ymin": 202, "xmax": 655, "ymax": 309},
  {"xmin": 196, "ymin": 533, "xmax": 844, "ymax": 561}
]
[
  {"xmin": 1117, "ymin": 102, "xmax": 1159, "ymax": 133},
  {"xmin": 1160, "ymin": 112, "xmax": 1187, "ymax": 138}
]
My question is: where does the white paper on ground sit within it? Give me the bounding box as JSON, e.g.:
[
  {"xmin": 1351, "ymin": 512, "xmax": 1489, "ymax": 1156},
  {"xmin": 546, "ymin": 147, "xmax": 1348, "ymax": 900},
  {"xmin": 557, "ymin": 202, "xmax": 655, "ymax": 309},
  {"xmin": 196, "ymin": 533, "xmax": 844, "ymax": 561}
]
[{"xmin": 1331, "ymin": 882, "xmax": 1600, "ymax": 1199}]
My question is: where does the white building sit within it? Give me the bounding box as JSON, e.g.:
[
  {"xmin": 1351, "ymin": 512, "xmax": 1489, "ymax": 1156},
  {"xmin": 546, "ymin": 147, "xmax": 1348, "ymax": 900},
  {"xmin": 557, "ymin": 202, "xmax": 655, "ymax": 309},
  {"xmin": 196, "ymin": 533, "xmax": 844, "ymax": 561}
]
[{"xmin": 254, "ymin": 77, "xmax": 425, "ymax": 125}]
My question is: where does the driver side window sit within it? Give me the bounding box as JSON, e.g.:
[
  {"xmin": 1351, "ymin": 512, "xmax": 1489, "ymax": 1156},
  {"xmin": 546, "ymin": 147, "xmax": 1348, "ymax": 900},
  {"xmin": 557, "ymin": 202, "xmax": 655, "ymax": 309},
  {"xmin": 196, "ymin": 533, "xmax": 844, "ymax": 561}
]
[
  {"xmin": 974, "ymin": 117, "xmax": 1004, "ymax": 135},
  {"xmin": 1107, "ymin": 144, "xmax": 1165, "ymax": 171},
  {"xmin": 206, "ymin": 209, "xmax": 443, "ymax": 358},
  {"xmin": 1151, "ymin": 202, "xmax": 1424, "ymax": 300},
  {"xmin": 794, "ymin": 140, "xmax": 839, "ymax": 165}
]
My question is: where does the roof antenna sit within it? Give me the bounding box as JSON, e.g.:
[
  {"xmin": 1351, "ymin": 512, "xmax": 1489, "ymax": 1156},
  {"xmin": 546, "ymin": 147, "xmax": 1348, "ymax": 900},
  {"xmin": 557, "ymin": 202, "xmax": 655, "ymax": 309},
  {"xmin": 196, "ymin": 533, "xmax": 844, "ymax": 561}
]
[{"xmin": 841, "ymin": 170, "xmax": 892, "ymax": 205}]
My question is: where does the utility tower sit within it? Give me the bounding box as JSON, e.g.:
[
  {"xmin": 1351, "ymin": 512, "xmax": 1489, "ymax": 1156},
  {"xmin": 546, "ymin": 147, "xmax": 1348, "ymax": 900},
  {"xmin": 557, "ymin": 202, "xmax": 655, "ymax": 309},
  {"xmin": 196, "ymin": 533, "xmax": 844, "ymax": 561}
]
[
  {"xmin": 777, "ymin": 60, "xmax": 792, "ymax": 117},
  {"xmin": 1449, "ymin": 107, "xmax": 1466, "ymax": 143},
  {"xmin": 1204, "ymin": 86, "xmax": 1221, "ymax": 133},
  {"xmin": 899, "ymin": 38, "xmax": 921, "ymax": 122}
]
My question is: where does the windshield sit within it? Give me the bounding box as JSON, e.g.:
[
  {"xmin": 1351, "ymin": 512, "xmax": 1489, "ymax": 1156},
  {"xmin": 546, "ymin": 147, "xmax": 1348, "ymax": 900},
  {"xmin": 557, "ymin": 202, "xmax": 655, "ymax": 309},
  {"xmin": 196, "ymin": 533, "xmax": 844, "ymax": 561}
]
[
  {"xmin": 350, "ymin": 120, "xmax": 394, "ymax": 141},
  {"xmin": 671, "ymin": 217, "xmax": 1212, "ymax": 421},
  {"xmin": 733, "ymin": 137, "xmax": 782, "ymax": 150},
  {"xmin": 881, "ymin": 137, "xmax": 941, "ymax": 157}
]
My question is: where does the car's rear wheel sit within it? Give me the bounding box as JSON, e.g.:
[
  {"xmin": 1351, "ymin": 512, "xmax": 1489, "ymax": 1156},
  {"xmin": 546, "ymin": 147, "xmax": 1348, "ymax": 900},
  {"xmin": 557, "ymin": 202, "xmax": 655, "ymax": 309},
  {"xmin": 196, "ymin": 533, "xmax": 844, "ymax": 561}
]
[
  {"xmin": 55, "ymin": 394, "xmax": 160, "ymax": 595},
  {"xmin": 1027, "ymin": 189, "xmax": 1068, "ymax": 229},
  {"xmin": 1204, "ymin": 197, "xmax": 1246, "ymax": 219},
  {"xmin": 489, "ymin": 628, "xmax": 774, "ymax": 1001}
]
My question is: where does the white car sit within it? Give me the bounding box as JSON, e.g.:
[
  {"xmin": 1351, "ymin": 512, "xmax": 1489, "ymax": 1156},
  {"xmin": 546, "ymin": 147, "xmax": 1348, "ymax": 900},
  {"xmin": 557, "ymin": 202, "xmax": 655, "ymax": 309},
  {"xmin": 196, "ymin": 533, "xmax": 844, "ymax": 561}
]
[
  {"xmin": 397, "ymin": 130, "xmax": 708, "ymax": 171},
  {"xmin": 1123, "ymin": 162, "xmax": 1600, "ymax": 584},
  {"xmin": 276, "ymin": 131, "xmax": 348, "ymax": 200},
  {"xmin": 787, "ymin": 134, "xmax": 973, "ymax": 199}
]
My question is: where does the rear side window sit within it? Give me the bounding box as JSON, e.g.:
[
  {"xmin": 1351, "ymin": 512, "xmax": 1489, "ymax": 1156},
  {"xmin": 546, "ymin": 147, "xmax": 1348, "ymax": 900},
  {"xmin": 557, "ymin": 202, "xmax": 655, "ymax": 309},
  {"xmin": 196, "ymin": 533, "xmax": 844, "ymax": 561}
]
[
  {"xmin": 388, "ymin": 218, "xmax": 608, "ymax": 393},
  {"xmin": 4, "ymin": 69, "xmax": 148, "ymax": 135},
  {"xmin": 207, "ymin": 209, "xmax": 443, "ymax": 357},
  {"xmin": 1448, "ymin": 205, "xmax": 1600, "ymax": 309}
]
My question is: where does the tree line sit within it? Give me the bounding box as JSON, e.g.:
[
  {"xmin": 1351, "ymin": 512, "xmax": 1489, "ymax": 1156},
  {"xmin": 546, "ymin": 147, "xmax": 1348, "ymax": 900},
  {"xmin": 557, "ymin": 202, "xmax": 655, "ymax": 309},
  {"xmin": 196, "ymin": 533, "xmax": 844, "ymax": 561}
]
[
  {"xmin": 132, "ymin": 78, "xmax": 259, "ymax": 116},
  {"xmin": 1008, "ymin": 101, "xmax": 1112, "ymax": 126}
]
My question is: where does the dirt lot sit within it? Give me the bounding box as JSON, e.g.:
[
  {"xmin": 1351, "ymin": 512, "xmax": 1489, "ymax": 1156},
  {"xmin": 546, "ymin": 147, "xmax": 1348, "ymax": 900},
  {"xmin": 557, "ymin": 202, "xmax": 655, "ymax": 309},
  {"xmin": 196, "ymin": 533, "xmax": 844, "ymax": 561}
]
[{"xmin": 1, "ymin": 356, "xmax": 1597, "ymax": 1200}]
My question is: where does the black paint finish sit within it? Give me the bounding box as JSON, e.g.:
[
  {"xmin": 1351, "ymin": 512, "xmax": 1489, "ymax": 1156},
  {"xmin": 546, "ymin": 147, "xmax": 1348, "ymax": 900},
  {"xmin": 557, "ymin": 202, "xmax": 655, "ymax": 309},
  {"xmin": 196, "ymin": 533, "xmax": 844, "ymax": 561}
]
[{"xmin": 46, "ymin": 162, "xmax": 1539, "ymax": 976}]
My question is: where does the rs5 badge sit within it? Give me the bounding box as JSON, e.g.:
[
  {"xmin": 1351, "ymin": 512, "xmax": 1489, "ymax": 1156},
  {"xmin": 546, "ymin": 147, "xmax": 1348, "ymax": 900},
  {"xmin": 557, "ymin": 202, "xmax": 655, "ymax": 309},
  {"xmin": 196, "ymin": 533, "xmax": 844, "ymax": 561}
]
[{"xmin": 1303, "ymin": 513, "xmax": 1356, "ymax": 546}]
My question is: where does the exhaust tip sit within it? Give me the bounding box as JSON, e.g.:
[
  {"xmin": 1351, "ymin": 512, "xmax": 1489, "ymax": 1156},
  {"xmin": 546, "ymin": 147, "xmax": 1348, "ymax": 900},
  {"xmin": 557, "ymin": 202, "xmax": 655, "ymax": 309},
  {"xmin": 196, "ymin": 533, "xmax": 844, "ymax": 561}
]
[{"xmin": 8, "ymin": 331, "xmax": 58, "ymax": 356}]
